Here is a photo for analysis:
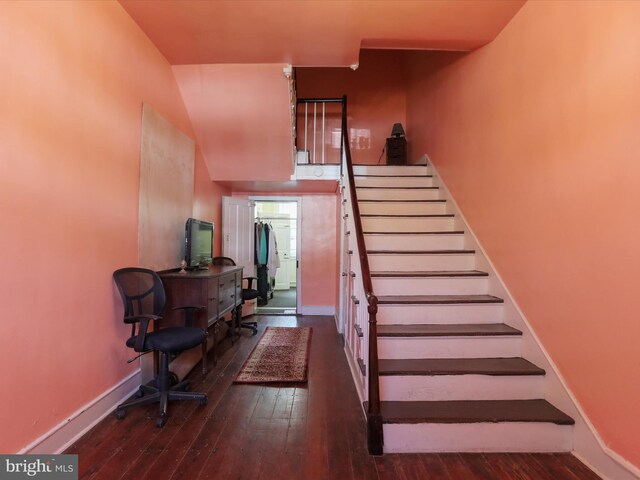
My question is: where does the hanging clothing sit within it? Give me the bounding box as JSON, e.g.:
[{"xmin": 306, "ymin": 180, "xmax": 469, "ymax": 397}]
[
  {"xmin": 267, "ymin": 228, "xmax": 279, "ymax": 277},
  {"xmin": 259, "ymin": 223, "xmax": 268, "ymax": 265},
  {"xmin": 254, "ymin": 222, "xmax": 261, "ymax": 265},
  {"xmin": 255, "ymin": 220, "xmax": 279, "ymax": 290},
  {"xmin": 257, "ymin": 264, "xmax": 269, "ymax": 301}
]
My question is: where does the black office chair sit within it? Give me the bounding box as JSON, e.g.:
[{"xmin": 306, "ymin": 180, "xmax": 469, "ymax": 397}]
[
  {"xmin": 211, "ymin": 257, "xmax": 259, "ymax": 335},
  {"xmin": 113, "ymin": 267, "xmax": 208, "ymax": 427}
]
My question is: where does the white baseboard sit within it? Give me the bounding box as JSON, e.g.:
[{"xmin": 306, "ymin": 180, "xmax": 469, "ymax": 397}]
[
  {"xmin": 414, "ymin": 154, "xmax": 429, "ymax": 165},
  {"xmin": 298, "ymin": 305, "xmax": 335, "ymax": 316},
  {"xmin": 343, "ymin": 341, "xmax": 365, "ymax": 406},
  {"xmin": 574, "ymin": 449, "xmax": 640, "ymax": 480},
  {"xmin": 20, "ymin": 370, "xmax": 141, "ymax": 454}
]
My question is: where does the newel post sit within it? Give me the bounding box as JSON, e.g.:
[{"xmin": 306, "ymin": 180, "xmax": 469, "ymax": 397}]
[{"xmin": 367, "ymin": 296, "xmax": 383, "ymax": 455}]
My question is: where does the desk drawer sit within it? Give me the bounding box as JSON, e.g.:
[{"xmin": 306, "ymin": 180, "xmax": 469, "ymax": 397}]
[
  {"xmin": 218, "ymin": 289, "xmax": 236, "ymax": 313},
  {"xmin": 218, "ymin": 274, "xmax": 239, "ymax": 313},
  {"xmin": 207, "ymin": 279, "xmax": 219, "ymax": 320}
]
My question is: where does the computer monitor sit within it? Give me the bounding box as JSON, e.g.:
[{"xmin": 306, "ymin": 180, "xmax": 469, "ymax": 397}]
[{"xmin": 184, "ymin": 218, "xmax": 213, "ymax": 269}]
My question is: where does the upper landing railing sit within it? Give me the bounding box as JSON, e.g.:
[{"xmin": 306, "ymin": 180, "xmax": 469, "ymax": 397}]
[{"xmin": 295, "ymin": 98, "xmax": 343, "ymax": 168}]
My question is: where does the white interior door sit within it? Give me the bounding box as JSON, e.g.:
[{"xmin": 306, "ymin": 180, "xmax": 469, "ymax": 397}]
[
  {"xmin": 271, "ymin": 219, "xmax": 291, "ymax": 290},
  {"xmin": 222, "ymin": 196, "xmax": 254, "ymax": 274}
]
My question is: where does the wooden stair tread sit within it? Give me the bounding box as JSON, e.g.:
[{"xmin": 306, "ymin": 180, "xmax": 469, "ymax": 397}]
[
  {"xmin": 372, "ymin": 270, "xmax": 488, "ymax": 278},
  {"xmin": 378, "ymin": 357, "xmax": 544, "ymax": 376},
  {"xmin": 368, "ymin": 249, "xmax": 475, "ymax": 255},
  {"xmin": 376, "ymin": 399, "xmax": 574, "ymax": 425},
  {"xmin": 365, "ymin": 231, "xmax": 463, "ymax": 235},
  {"xmin": 377, "ymin": 323, "xmax": 522, "ymax": 337},
  {"xmin": 377, "ymin": 294, "xmax": 504, "ymax": 305}
]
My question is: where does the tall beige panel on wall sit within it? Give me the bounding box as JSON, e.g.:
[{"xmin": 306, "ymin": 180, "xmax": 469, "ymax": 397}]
[{"xmin": 139, "ymin": 103, "xmax": 195, "ymax": 271}]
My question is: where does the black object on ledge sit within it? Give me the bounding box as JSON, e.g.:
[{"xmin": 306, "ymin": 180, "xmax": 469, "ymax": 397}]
[{"xmin": 386, "ymin": 122, "xmax": 407, "ymax": 165}]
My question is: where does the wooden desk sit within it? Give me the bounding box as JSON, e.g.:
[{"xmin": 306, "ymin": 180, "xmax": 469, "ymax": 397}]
[{"xmin": 159, "ymin": 265, "xmax": 243, "ymax": 378}]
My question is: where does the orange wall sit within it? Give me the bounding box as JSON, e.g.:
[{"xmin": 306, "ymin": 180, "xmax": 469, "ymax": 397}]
[
  {"xmin": 0, "ymin": 1, "xmax": 221, "ymax": 453},
  {"xmin": 297, "ymin": 50, "xmax": 407, "ymax": 165},
  {"xmin": 172, "ymin": 64, "xmax": 294, "ymax": 182},
  {"xmin": 192, "ymin": 147, "xmax": 231, "ymax": 257},
  {"xmin": 299, "ymin": 194, "xmax": 339, "ymax": 308},
  {"xmin": 405, "ymin": 1, "xmax": 640, "ymax": 468}
]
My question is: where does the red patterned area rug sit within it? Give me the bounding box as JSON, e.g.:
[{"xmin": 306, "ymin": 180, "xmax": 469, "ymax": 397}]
[{"xmin": 235, "ymin": 327, "xmax": 312, "ymax": 383}]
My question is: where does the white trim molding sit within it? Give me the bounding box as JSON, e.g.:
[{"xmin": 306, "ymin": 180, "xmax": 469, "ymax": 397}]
[
  {"xmin": 20, "ymin": 370, "xmax": 141, "ymax": 455},
  {"xmin": 298, "ymin": 305, "xmax": 335, "ymax": 316}
]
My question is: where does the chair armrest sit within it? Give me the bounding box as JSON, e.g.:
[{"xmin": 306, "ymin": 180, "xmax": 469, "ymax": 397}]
[
  {"xmin": 243, "ymin": 277, "xmax": 258, "ymax": 289},
  {"xmin": 172, "ymin": 305, "xmax": 205, "ymax": 312},
  {"xmin": 124, "ymin": 313, "xmax": 161, "ymax": 324},
  {"xmin": 124, "ymin": 314, "xmax": 161, "ymax": 353}
]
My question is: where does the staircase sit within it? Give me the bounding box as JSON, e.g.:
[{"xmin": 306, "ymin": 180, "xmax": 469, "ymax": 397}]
[{"xmin": 351, "ymin": 163, "xmax": 574, "ymax": 454}]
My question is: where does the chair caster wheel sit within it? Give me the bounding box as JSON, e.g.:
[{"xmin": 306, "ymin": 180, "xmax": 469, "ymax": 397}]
[
  {"xmin": 169, "ymin": 372, "xmax": 179, "ymax": 387},
  {"xmin": 156, "ymin": 416, "xmax": 167, "ymax": 428},
  {"xmin": 115, "ymin": 409, "xmax": 125, "ymax": 420},
  {"xmin": 199, "ymin": 396, "xmax": 208, "ymax": 407},
  {"xmin": 135, "ymin": 388, "xmax": 144, "ymax": 398},
  {"xmin": 183, "ymin": 384, "xmax": 190, "ymax": 392}
]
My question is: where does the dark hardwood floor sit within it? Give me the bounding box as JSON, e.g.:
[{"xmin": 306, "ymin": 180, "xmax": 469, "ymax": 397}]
[{"xmin": 67, "ymin": 315, "xmax": 601, "ymax": 480}]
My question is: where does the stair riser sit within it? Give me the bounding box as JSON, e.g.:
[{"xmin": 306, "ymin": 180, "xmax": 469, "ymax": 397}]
[
  {"xmin": 365, "ymin": 234, "xmax": 464, "ymax": 251},
  {"xmin": 380, "ymin": 375, "xmax": 545, "ymax": 401},
  {"xmin": 373, "ymin": 277, "xmax": 488, "ymax": 296},
  {"xmin": 357, "ymin": 188, "xmax": 440, "ymax": 201},
  {"xmin": 377, "ymin": 304, "xmax": 504, "ymax": 325},
  {"xmin": 355, "ymin": 177, "xmax": 435, "ymax": 188},
  {"xmin": 378, "ymin": 337, "xmax": 521, "ymax": 359},
  {"xmin": 353, "ymin": 165, "xmax": 429, "ymax": 176},
  {"xmin": 369, "ymin": 254, "xmax": 475, "ymax": 271},
  {"xmin": 359, "ymin": 202, "xmax": 447, "ymax": 215},
  {"xmin": 383, "ymin": 423, "xmax": 573, "ymax": 453},
  {"xmin": 362, "ymin": 217, "xmax": 455, "ymax": 232}
]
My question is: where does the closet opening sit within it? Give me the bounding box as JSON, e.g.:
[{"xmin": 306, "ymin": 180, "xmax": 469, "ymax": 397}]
[{"xmin": 251, "ymin": 198, "xmax": 300, "ymax": 315}]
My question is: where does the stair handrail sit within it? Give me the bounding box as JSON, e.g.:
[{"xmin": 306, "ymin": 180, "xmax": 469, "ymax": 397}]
[{"xmin": 340, "ymin": 95, "xmax": 383, "ymax": 455}]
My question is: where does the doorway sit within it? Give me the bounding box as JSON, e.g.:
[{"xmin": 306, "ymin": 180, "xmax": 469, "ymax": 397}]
[{"xmin": 252, "ymin": 198, "xmax": 300, "ymax": 315}]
